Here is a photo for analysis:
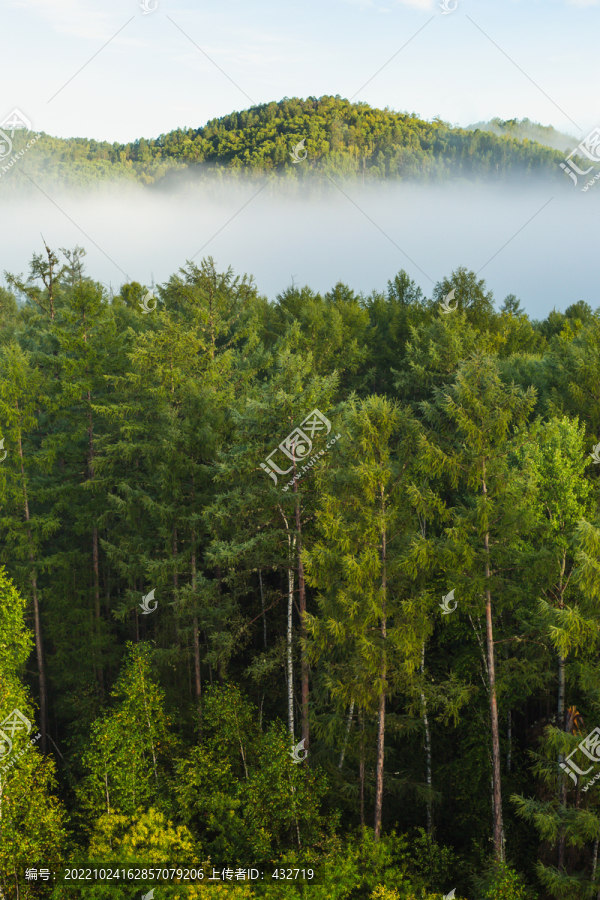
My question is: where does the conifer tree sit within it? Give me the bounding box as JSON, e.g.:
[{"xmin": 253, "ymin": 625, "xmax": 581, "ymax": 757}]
[
  {"xmin": 304, "ymin": 395, "xmax": 423, "ymax": 839},
  {"xmin": 0, "ymin": 343, "xmax": 57, "ymax": 752},
  {"xmin": 517, "ymin": 417, "xmax": 595, "ymax": 871},
  {"xmin": 413, "ymin": 352, "xmax": 536, "ymax": 860}
]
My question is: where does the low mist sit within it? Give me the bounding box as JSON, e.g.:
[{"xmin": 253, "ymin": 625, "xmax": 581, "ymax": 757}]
[{"xmin": 1, "ymin": 174, "xmax": 596, "ymax": 318}]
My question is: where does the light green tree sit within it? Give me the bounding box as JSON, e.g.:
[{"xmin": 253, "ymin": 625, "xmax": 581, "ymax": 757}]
[
  {"xmin": 0, "ymin": 567, "xmax": 68, "ymax": 898},
  {"xmin": 304, "ymin": 394, "xmax": 424, "ymax": 839},
  {"xmin": 77, "ymin": 642, "xmax": 177, "ymax": 826}
]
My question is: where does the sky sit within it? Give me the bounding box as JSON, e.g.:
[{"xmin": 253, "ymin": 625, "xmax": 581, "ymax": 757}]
[
  {"xmin": 4, "ymin": 0, "xmax": 599, "ymax": 144},
  {"xmin": 2, "ymin": 0, "xmax": 600, "ymax": 317}
]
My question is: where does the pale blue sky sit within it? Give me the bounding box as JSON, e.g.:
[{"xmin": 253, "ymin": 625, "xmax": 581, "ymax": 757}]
[
  {"xmin": 3, "ymin": 0, "xmax": 600, "ymax": 318},
  {"xmin": 4, "ymin": 0, "xmax": 599, "ymax": 144}
]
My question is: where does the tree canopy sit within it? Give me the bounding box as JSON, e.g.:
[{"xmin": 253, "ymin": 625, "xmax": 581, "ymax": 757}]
[{"xmin": 1, "ymin": 245, "xmax": 600, "ymax": 899}]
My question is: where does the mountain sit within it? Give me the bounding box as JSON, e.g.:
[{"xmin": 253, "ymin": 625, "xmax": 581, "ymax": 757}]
[{"xmin": 2, "ymin": 96, "xmax": 570, "ymax": 191}]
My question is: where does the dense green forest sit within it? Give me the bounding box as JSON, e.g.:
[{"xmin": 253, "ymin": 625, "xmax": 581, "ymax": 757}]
[
  {"xmin": 2, "ymin": 244, "xmax": 600, "ymax": 900},
  {"xmin": 2, "ymin": 97, "xmax": 573, "ymax": 190}
]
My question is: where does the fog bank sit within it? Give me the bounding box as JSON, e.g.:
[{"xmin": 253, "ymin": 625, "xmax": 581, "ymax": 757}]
[{"xmin": 1, "ymin": 177, "xmax": 596, "ymax": 318}]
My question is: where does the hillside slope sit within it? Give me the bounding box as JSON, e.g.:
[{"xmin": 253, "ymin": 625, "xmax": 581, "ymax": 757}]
[{"xmin": 2, "ymin": 96, "xmax": 571, "ymax": 190}]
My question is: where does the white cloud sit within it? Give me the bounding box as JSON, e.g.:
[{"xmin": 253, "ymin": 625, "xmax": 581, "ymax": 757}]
[
  {"xmin": 7, "ymin": 0, "xmax": 137, "ymax": 40},
  {"xmin": 395, "ymin": 0, "xmax": 435, "ymax": 7},
  {"xmin": 338, "ymin": 0, "xmax": 434, "ymax": 9}
]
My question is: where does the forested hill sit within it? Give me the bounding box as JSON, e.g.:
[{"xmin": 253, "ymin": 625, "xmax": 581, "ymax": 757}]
[{"xmin": 7, "ymin": 96, "xmax": 571, "ymax": 189}]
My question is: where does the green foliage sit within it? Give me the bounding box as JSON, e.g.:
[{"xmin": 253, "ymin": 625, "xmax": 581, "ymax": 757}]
[
  {"xmin": 4, "ymin": 98, "xmax": 568, "ymax": 190},
  {"xmin": 4, "ymin": 242, "xmax": 600, "ymax": 900},
  {"xmin": 409, "ymin": 827, "xmax": 463, "ymax": 894},
  {"xmin": 77, "ymin": 642, "xmax": 177, "ymax": 824},
  {"xmin": 0, "ymin": 568, "xmax": 68, "ymax": 899},
  {"xmin": 174, "ymin": 685, "xmax": 329, "ymax": 862},
  {"xmin": 472, "ymin": 861, "xmax": 534, "ymax": 900}
]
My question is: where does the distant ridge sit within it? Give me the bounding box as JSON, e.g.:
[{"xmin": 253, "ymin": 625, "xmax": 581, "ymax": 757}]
[
  {"xmin": 466, "ymin": 116, "xmax": 577, "ymax": 153},
  {"xmin": 3, "ymin": 96, "xmax": 569, "ymax": 191}
]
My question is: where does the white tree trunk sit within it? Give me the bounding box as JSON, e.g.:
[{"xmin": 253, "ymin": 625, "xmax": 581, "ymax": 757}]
[
  {"xmin": 338, "ymin": 700, "xmax": 355, "ymax": 769},
  {"xmin": 421, "ymin": 642, "xmax": 433, "ymax": 834},
  {"xmin": 287, "ymin": 537, "xmax": 296, "ymax": 737}
]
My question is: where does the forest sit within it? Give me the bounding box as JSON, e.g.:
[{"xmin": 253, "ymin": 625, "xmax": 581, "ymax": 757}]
[
  {"xmin": 2, "ymin": 244, "xmax": 600, "ymax": 900},
  {"xmin": 3, "ymin": 97, "xmax": 573, "ymax": 191}
]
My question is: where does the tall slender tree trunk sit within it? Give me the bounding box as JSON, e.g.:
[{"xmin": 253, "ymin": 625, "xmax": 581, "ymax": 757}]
[
  {"xmin": 287, "ymin": 536, "xmax": 296, "ymax": 737},
  {"xmin": 421, "ymin": 642, "xmax": 433, "ymax": 835},
  {"xmin": 338, "ymin": 700, "xmax": 355, "ymax": 770},
  {"xmin": 592, "ymin": 836, "xmax": 600, "ymax": 900},
  {"xmin": 293, "ymin": 481, "xmax": 309, "ymax": 749},
  {"xmin": 92, "ymin": 524, "xmax": 103, "ymax": 693},
  {"xmin": 359, "ymin": 707, "xmax": 365, "ymax": 828},
  {"xmin": 557, "ymin": 550, "xmax": 567, "ymax": 871},
  {"xmin": 42, "ymin": 240, "xmax": 56, "ymax": 320},
  {"xmin": 483, "ymin": 462, "xmax": 503, "ymax": 862},
  {"xmin": 485, "ymin": 554, "xmax": 503, "ymax": 861},
  {"xmin": 374, "ymin": 655, "xmax": 386, "ymax": 838},
  {"xmin": 557, "ymin": 650, "xmax": 567, "ymax": 871},
  {"xmin": 558, "ymin": 654, "xmax": 566, "ymax": 729},
  {"xmin": 173, "ymin": 526, "xmax": 178, "ymax": 593},
  {"xmin": 172, "ymin": 524, "xmax": 180, "ymax": 645},
  {"xmin": 87, "ymin": 393, "xmax": 104, "ymax": 697},
  {"xmin": 374, "ymin": 523, "xmax": 387, "ymax": 840},
  {"xmin": 191, "ymin": 528, "xmax": 202, "ymax": 738},
  {"xmin": 258, "ymin": 569, "xmax": 267, "ymax": 649},
  {"xmin": 30, "ymin": 573, "xmax": 47, "ymax": 755},
  {"xmin": 16, "ymin": 416, "xmax": 48, "ymax": 754},
  {"xmin": 92, "ymin": 526, "xmax": 100, "ymax": 623},
  {"xmin": 490, "ymin": 771, "xmax": 495, "ymax": 840}
]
